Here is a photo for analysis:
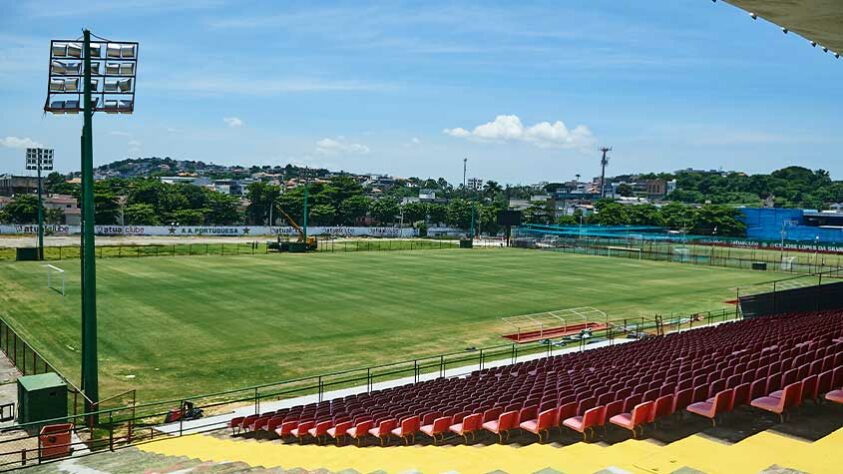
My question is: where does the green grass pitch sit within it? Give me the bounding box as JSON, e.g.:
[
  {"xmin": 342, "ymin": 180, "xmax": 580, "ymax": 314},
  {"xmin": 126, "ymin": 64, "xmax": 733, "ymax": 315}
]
[{"xmin": 0, "ymin": 248, "xmax": 777, "ymax": 402}]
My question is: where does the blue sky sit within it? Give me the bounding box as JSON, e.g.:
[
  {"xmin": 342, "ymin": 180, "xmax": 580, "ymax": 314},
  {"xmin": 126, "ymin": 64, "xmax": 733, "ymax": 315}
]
[{"xmin": 1, "ymin": 0, "xmax": 841, "ymax": 184}]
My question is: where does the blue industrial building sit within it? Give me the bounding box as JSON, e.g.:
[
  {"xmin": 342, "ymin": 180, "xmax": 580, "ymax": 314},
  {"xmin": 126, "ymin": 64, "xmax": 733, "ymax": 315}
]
[{"xmin": 740, "ymin": 208, "xmax": 843, "ymax": 244}]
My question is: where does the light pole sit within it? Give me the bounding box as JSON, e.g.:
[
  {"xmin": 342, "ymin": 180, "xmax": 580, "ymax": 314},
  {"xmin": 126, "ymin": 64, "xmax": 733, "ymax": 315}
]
[
  {"xmin": 302, "ymin": 168, "xmax": 309, "ymax": 242},
  {"xmin": 26, "ymin": 148, "xmax": 54, "ymax": 260},
  {"xmin": 45, "ymin": 31, "xmax": 138, "ymax": 421}
]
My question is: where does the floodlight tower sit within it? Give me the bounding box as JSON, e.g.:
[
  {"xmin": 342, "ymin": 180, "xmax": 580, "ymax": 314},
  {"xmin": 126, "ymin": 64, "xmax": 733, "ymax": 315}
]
[
  {"xmin": 44, "ymin": 30, "xmax": 138, "ymax": 421},
  {"xmin": 599, "ymin": 147, "xmax": 612, "ymax": 198},
  {"xmin": 25, "ymin": 148, "xmax": 54, "ymax": 260}
]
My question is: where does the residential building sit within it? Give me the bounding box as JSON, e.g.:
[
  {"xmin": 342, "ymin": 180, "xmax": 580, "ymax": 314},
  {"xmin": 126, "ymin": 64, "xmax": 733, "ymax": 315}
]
[
  {"xmin": 0, "ymin": 174, "xmax": 42, "ymax": 196},
  {"xmin": 44, "ymin": 194, "xmax": 81, "ymax": 225},
  {"xmin": 467, "ymin": 177, "xmax": 484, "ymax": 191}
]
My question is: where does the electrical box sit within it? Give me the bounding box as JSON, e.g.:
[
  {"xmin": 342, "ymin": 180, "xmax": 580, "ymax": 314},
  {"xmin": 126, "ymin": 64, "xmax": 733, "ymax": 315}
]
[
  {"xmin": 15, "ymin": 248, "xmax": 39, "ymax": 261},
  {"xmin": 17, "ymin": 373, "xmax": 67, "ymax": 426}
]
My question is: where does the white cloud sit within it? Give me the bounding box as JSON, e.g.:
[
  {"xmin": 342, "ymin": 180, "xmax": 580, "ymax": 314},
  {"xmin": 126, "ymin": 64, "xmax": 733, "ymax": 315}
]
[
  {"xmin": 411, "ymin": 137, "xmax": 421, "ymax": 144},
  {"xmin": 0, "ymin": 136, "xmax": 42, "ymax": 149},
  {"xmin": 223, "ymin": 117, "xmax": 244, "ymax": 128},
  {"xmin": 315, "ymin": 137, "xmax": 370, "ymax": 155},
  {"xmin": 444, "ymin": 114, "xmax": 595, "ymax": 149},
  {"xmin": 128, "ymin": 140, "xmax": 142, "ymax": 147}
]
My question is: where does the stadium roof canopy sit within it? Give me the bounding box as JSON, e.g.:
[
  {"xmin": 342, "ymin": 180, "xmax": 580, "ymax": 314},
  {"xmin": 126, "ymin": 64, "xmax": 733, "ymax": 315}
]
[{"xmin": 724, "ymin": 0, "xmax": 843, "ymax": 55}]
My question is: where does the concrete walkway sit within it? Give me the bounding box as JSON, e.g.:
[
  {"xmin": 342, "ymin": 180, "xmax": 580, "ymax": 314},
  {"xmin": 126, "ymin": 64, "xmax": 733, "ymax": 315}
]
[{"xmin": 155, "ymin": 337, "xmax": 635, "ymax": 435}]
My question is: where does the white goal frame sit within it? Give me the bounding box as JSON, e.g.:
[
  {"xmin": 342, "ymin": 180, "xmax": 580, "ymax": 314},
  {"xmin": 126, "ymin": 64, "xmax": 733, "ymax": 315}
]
[
  {"xmin": 780, "ymin": 256, "xmax": 796, "ymax": 271},
  {"xmin": 606, "ymin": 246, "xmax": 642, "ymax": 260},
  {"xmin": 44, "ymin": 264, "xmax": 65, "ymax": 297}
]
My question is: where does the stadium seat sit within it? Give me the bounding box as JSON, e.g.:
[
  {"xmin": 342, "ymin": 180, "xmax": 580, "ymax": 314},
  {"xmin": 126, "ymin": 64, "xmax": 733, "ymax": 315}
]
[
  {"xmin": 519, "ymin": 408, "xmax": 557, "ymax": 443},
  {"xmin": 369, "ymin": 418, "xmax": 398, "ymax": 446},
  {"xmin": 687, "ymin": 389, "xmax": 732, "ymax": 426},
  {"xmin": 420, "ymin": 416, "xmax": 452, "ymax": 445},
  {"xmin": 826, "ymin": 390, "xmax": 843, "ymax": 404},
  {"xmin": 751, "ymin": 382, "xmax": 802, "ymax": 423},
  {"xmin": 610, "ymin": 401, "xmax": 653, "ymax": 439},
  {"xmin": 482, "ymin": 410, "xmax": 518, "ymax": 443},
  {"xmin": 563, "ymin": 405, "xmax": 605, "ymax": 442},
  {"xmin": 326, "ymin": 420, "xmax": 353, "ymax": 445},
  {"xmin": 391, "ymin": 415, "xmax": 420, "ymax": 445},
  {"xmin": 346, "ymin": 419, "xmax": 374, "ymax": 446},
  {"xmin": 449, "ymin": 413, "xmax": 482, "ymax": 443},
  {"xmin": 650, "ymin": 394, "xmax": 675, "ymax": 423},
  {"xmin": 307, "ymin": 420, "xmax": 332, "ymax": 444}
]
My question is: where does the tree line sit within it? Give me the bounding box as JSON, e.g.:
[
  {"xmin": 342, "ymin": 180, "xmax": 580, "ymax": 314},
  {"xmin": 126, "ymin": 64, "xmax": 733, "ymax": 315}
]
[{"xmin": 0, "ymin": 172, "xmax": 747, "ymax": 237}]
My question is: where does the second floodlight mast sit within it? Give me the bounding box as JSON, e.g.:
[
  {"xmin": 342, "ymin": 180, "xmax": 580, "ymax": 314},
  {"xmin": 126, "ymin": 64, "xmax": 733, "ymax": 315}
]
[{"xmin": 45, "ymin": 29, "xmax": 138, "ymax": 424}]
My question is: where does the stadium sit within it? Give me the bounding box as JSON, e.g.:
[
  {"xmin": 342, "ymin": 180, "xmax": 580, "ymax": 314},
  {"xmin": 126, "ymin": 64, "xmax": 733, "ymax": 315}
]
[{"xmin": 1, "ymin": 2, "xmax": 843, "ymax": 474}]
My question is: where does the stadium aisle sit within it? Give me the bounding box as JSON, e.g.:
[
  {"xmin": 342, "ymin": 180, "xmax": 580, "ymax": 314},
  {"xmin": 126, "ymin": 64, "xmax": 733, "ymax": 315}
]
[{"xmin": 137, "ymin": 424, "xmax": 843, "ymax": 473}]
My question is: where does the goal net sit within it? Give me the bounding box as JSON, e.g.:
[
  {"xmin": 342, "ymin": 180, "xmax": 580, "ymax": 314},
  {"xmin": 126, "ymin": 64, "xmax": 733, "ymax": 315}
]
[
  {"xmin": 780, "ymin": 256, "xmax": 796, "ymax": 271},
  {"xmin": 44, "ymin": 264, "xmax": 66, "ymax": 296},
  {"xmin": 673, "ymin": 247, "xmax": 690, "ymax": 263},
  {"xmin": 606, "ymin": 246, "xmax": 642, "ymax": 260}
]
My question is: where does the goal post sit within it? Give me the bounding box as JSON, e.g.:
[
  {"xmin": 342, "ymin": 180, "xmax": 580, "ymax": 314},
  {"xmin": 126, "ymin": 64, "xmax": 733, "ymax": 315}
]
[
  {"xmin": 606, "ymin": 246, "xmax": 642, "ymax": 260},
  {"xmin": 44, "ymin": 264, "xmax": 65, "ymax": 297}
]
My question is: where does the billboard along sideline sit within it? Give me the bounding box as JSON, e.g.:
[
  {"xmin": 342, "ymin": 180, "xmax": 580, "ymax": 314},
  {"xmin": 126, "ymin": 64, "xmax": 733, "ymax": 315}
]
[{"xmin": 0, "ymin": 225, "xmax": 419, "ymax": 238}]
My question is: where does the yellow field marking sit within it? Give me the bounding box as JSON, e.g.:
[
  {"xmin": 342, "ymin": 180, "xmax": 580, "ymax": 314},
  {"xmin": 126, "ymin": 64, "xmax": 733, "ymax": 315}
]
[{"xmin": 138, "ymin": 426, "xmax": 843, "ymax": 474}]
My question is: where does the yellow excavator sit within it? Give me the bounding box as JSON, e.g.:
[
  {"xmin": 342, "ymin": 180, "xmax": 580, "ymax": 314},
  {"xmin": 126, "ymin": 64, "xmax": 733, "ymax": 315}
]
[{"xmin": 269, "ymin": 209, "xmax": 317, "ymax": 252}]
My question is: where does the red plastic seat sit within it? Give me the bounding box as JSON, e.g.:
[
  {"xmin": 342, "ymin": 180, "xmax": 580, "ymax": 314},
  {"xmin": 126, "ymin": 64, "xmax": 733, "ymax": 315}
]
[
  {"xmin": 826, "ymin": 390, "xmax": 843, "ymax": 404},
  {"xmin": 450, "ymin": 413, "xmax": 482, "ymax": 443},
  {"xmin": 751, "ymin": 382, "xmax": 802, "ymax": 423},
  {"xmin": 307, "ymin": 420, "xmax": 332, "ymax": 444},
  {"xmin": 368, "ymin": 418, "xmax": 398, "ymax": 446},
  {"xmin": 730, "ymin": 383, "xmax": 751, "ymax": 410},
  {"xmin": 482, "ymin": 410, "xmax": 518, "ymax": 443},
  {"xmin": 291, "ymin": 420, "xmax": 316, "ymax": 441},
  {"xmin": 519, "ymin": 408, "xmax": 557, "ymax": 443},
  {"xmin": 420, "ymin": 416, "xmax": 452, "ymax": 445},
  {"xmin": 687, "ymin": 389, "xmax": 732, "ymax": 427},
  {"xmin": 609, "ymin": 401, "xmax": 653, "ymax": 439},
  {"xmin": 346, "ymin": 419, "xmax": 374, "ymax": 446},
  {"xmin": 274, "ymin": 420, "xmax": 299, "ymax": 438},
  {"xmin": 672, "ymin": 388, "xmax": 694, "ymax": 414},
  {"xmin": 390, "ymin": 416, "xmax": 420, "ymax": 445},
  {"xmin": 326, "ymin": 420, "xmax": 353, "ymax": 445},
  {"xmin": 228, "ymin": 416, "xmax": 245, "ymax": 435},
  {"xmin": 563, "ymin": 405, "xmax": 605, "ymax": 442},
  {"xmin": 650, "ymin": 394, "xmax": 674, "ymax": 423}
]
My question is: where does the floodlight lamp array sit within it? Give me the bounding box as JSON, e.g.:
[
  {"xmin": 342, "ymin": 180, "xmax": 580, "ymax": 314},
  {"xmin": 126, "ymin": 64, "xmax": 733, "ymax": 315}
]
[
  {"xmin": 44, "ymin": 39, "xmax": 138, "ymax": 115},
  {"xmin": 25, "ymin": 148, "xmax": 55, "ymax": 171}
]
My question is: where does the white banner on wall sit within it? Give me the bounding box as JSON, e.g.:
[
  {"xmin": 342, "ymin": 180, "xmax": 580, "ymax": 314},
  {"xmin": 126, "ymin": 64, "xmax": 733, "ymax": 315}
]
[{"xmin": 0, "ymin": 224, "xmax": 420, "ymax": 238}]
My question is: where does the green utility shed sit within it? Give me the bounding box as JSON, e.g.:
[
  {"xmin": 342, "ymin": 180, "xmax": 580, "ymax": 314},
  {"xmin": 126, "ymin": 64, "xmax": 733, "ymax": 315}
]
[{"xmin": 17, "ymin": 373, "xmax": 67, "ymax": 425}]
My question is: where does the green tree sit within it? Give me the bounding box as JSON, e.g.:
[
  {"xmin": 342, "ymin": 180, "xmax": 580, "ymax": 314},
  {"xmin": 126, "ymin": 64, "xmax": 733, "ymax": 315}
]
[
  {"xmin": 93, "ymin": 185, "xmax": 120, "ymax": 224},
  {"xmin": 617, "ymin": 183, "xmax": 634, "ymax": 197},
  {"xmin": 169, "ymin": 209, "xmax": 204, "ymax": 225},
  {"xmin": 338, "ymin": 195, "xmax": 371, "ymax": 225},
  {"xmin": 308, "ymin": 204, "xmax": 336, "ymax": 226},
  {"xmin": 1, "ymin": 194, "xmax": 41, "ymax": 223},
  {"xmin": 44, "ymin": 172, "xmax": 67, "ymax": 193},
  {"xmin": 203, "ymin": 191, "xmax": 241, "ymax": 225},
  {"xmin": 428, "ymin": 203, "xmax": 447, "ymax": 225},
  {"xmin": 660, "ymin": 202, "xmax": 695, "ymax": 231},
  {"xmin": 45, "ymin": 207, "xmax": 65, "ymax": 225},
  {"xmin": 446, "ymin": 198, "xmax": 473, "ymax": 229},
  {"xmin": 124, "ymin": 203, "xmax": 160, "ymax": 225},
  {"xmin": 369, "ymin": 197, "xmax": 400, "ymax": 225},
  {"xmin": 402, "ymin": 202, "xmax": 428, "ymax": 225},
  {"xmin": 590, "ymin": 200, "xmax": 629, "ymax": 226},
  {"xmin": 245, "ymin": 182, "xmax": 282, "ymax": 225},
  {"xmin": 691, "ymin": 205, "xmax": 745, "ymax": 236}
]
